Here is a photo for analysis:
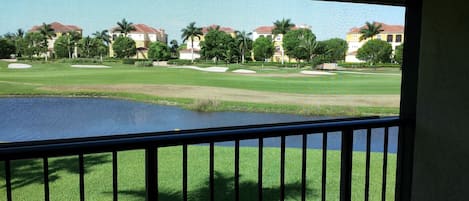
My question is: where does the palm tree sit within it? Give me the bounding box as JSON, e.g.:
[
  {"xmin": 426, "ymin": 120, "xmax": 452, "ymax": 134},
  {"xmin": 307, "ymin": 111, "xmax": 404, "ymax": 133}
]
[
  {"xmin": 115, "ymin": 18, "xmax": 136, "ymax": 36},
  {"xmin": 299, "ymin": 34, "xmax": 319, "ymax": 63},
  {"xmin": 181, "ymin": 22, "xmax": 203, "ymax": 63},
  {"xmin": 14, "ymin": 29, "xmax": 25, "ymax": 57},
  {"xmin": 16, "ymin": 29, "xmax": 24, "ymax": 38},
  {"xmin": 93, "ymin": 30, "xmax": 111, "ymax": 46},
  {"xmin": 272, "ymin": 18, "xmax": 295, "ymax": 64},
  {"xmin": 359, "ymin": 21, "xmax": 384, "ymax": 41},
  {"xmin": 65, "ymin": 31, "xmax": 82, "ymax": 58},
  {"xmin": 39, "ymin": 23, "xmax": 56, "ymax": 61},
  {"xmin": 235, "ymin": 30, "xmax": 252, "ymax": 64},
  {"xmin": 169, "ymin": 40, "xmax": 179, "ymax": 58}
]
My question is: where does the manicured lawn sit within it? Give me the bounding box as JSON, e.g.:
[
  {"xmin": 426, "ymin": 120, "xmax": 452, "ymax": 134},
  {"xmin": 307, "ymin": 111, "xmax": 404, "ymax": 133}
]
[
  {"xmin": 0, "ymin": 62, "xmax": 400, "ymax": 95},
  {"xmin": 0, "ymin": 145, "xmax": 396, "ymax": 201},
  {"xmin": 0, "ymin": 61, "xmax": 401, "ymax": 116}
]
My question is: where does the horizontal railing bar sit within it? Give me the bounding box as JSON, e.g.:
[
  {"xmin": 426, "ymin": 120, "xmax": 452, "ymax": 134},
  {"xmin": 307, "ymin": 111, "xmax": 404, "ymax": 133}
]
[
  {"xmin": 0, "ymin": 117, "xmax": 399, "ymax": 160},
  {"xmin": 1, "ymin": 117, "xmax": 382, "ymax": 148}
]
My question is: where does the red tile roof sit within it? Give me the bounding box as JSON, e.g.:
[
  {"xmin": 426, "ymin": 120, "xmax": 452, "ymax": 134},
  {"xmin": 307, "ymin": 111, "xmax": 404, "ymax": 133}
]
[
  {"xmin": 254, "ymin": 26, "xmax": 274, "ymax": 34},
  {"xmin": 347, "ymin": 22, "xmax": 404, "ymax": 34},
  {"xmin": 30, "ymin": 22, "xmax": 82, "ymax": 33},
  {"xmin": 253, "ymin": 26, "xmax": 305, "ymax": 34},
  {"xmin": 202, "ymin": 25, "xmax": 235, "ymax": 34},
  {"xmin": 111, "ymin": 24, "xmax": 165, "ymax": 34}
]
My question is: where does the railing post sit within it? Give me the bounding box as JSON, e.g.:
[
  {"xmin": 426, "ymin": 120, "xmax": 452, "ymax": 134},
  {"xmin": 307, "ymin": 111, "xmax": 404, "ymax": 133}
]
[
  {"xmin": 340, "ymin": 129, "xmax": 353, "ymax": 201},
  {"xmin": 146, "ymin": 148, "xmax": 158, "ymax": 201}
]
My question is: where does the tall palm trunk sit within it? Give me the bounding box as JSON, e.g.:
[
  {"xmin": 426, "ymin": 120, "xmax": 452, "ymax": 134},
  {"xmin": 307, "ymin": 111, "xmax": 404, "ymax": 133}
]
[{"xmin": 191, "ymin": 39, "xmax": 194, "ymax": 63}]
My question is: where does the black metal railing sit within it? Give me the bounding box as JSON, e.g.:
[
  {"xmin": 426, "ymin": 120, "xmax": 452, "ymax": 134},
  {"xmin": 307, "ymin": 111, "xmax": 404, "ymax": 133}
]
[{"xmin": 0, "ymin": 116, "xmax": 400, "ymax": 201}]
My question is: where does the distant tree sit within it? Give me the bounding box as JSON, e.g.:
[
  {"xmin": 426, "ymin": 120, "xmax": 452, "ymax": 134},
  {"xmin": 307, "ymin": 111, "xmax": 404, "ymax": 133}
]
[
  {"xmin": 14, "ymin": 29, "xmax": 25, "ymax": 57},
  {"xmin": 253, "ymin": 37, "xmax": 274, "ymax": 62},
  {"xmin": 169, "ymin": 40, "xmax": 179, "ymax": 58},
  {"xmin": 148, "ymin": 42, "xmax": 171, "ymax": 61},
  {"xmin": 181, "ymin": 22, "xmax": 203, "ymax": 63},
  {"xmin": 356, "ymin": 39, "xmax": 392, "ymax": 65},
  {"xmin": 54, "ymin": 31, "xmax": 81, "ymax": 59},
  {"xmin": 283, "ymin": 29, "xmax": 315, "ymax": 62},
  {"xmin": 38, "ymin": 23, "xmax": 56, "ymax": 61},
  {"xmin": 394, "ymin": 43, "xmax": 404, "ymax": 65},
  {"xmin": 272, "ymin": 18, "xmax": 295, "ymax": 64},
  {"xmin": 235, "ymin": 30, "xmax": 252, "ymax": 64},
  {"xmin": 115, "ymin": 19, "xmax": 136, "ymax": 37},
  {"xmin": 200, "ymin": 27, "xmax": 238, "ymax": 63},
  {"xmin": 299, "ymin": 33, "xmax": 319, "ymax": 63},
  {"xmin": 93, "ymin": 30, "xmax": 111, "ymax": 46},
  {"xmin": 78, "ymin": 36, "xmax": 95, "ymax": 58},
  {"xmin": 112, "ymin": 35, "xmax": 136, "ymax": 58},
  {"xmin": 359, "ymin": 21, "xmax": 384, "ymax": 41},
  {"xmin": 0, "ymin": 39, "xmax": 15, "ymax": 59},
  {"xmin": 53, "ymin": 35, "xmax": 71, "ymax": 58},
  {"xmin": 320, "ymin": 38, "xmax": 348, "ymax": 62},
  {"xmin": 23, "ymin": 32, "xmax": 46, "ymax": 60}
]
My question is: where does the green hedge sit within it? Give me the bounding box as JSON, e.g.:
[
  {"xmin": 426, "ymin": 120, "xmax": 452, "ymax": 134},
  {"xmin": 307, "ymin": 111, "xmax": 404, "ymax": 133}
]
[
  {"xmin": 167, "ymin": 59, "xmax": 197, "ymax": 66},
  {"xmin": 57, "ymin": 58, "xmax": 103, "ymax": 64},
  {"xmin": 17, "ymin": 57, "xmax": 46, "ymax": 61},
  {"xmin": 338, "ymin": 62, "xmax": 401, "ymax": 68},
  {"xmin": 122, "ymin": 58, "xmax": 152, "ymax": 65},
  {"xmin": 135, "ymin": 61, "xmax": 154, "ymax": 67}
]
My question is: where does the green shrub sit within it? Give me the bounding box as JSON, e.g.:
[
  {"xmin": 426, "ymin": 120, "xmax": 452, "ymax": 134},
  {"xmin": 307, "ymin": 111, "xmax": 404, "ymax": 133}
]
[
  {"xmin": 57, "ymin": 58, "xmax": 102, "ymax": 64},
  {"xmin": 17, "ymin": 57, "xmax": 44, "ymax": 61},
  {"xmin": 122, "ymin": 59, "xmax": 136, "ymax": 65},
  {"xmin": 338, "ymin": 62, "xmax": 401, "ymax": 68},
  {"xmin": 188, "ymin": 99, "xmax": 220, "ymax": 112},
  {"xmin": 167, "ymin": 59, "xmax": 195, "ymax": 66},
  {"xmin": 135, "ymin": 61, "xmax": 154, "ymax": 67}
]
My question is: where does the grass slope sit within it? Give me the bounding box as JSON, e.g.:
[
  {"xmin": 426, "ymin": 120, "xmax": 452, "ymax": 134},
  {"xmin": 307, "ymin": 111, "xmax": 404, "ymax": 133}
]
[{"xmin": 0, "ymin": 146, "xmax": 396, "ymax": 201}]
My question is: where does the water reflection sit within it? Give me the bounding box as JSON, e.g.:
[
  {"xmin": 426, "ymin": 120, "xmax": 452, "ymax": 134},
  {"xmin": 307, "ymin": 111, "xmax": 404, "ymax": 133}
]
[{"xmin": 0, "ymin": 98, "xmax": 398, "ymax": 152}]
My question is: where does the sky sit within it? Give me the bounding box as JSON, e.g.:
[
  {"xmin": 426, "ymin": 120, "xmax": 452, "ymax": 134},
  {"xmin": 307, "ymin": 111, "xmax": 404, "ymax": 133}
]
[{"xmin": 0, "ymin": 0, "xmax": 405, "ymax": 42}]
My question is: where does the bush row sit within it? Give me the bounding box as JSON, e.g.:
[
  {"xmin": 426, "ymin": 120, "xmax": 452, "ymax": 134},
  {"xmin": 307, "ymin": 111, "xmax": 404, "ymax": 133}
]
[
  {"xmin": 338, "ymin": 62, "xmax": 401, "ymax": 68},
  {"xmin": 57, "ymin": 58, "xmax": 103, "ymax": 64},
  {"xmin": 134, "ymin": 61, "xmax": 154, "ymax": 67}
]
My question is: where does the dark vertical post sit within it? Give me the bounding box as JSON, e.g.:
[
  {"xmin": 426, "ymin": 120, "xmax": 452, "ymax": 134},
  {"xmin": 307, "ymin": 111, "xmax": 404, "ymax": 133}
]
[
  {"xmin": 79, "ymin": 154, "xmax": 85, "ymax": 201},
  {"xmin": 235, "ymin": 140, "xmax": 240, "ymax": 201},
  {"xmin": 210, "ymin": 142, "xmax": 215, "ymax": 201},
  {"xmin": 280, "ymin": 136, "xmax": 286, "ymax": 201},
  {"xmin": 301, "ymin": 134, "xmax": 307, "ymax": 201},
  {"xmin": 183, "ymin": 144, "xmax": 188, "ymax": 201},
  {"xmin": 43, "ymin": 157, "xmax": 50, "ymax": 201},
  {"xmin": 340, "ymin": 129, "xmax": 353, "ymax": 201},
  {"xmin": 258, "ymin": 138, "xmax": 264, "ymax": 201},
  {"xmin": 112, "ymin": 151, "xmax": 118, "ymax": 201},
  {"xmin": 5, "ymin": 160, "xmax": 12, "ymax": 201},
  {"xmin": 145, "ymin": 148, "xmax": 158, "ymax": 201},
  {"xmin": 365, "ymin": 128, "xmax": 372, "ymax": 201},
  {"xmin": 322, "ymin": 132, "xmax": 328, "ymax": 201},
  {"xmin": 382, "ymin": 127, "xmax": 390, "ymax": 201},
  {"xmin": 396, "ymin": 0, "xmax": 422, "ymax": 200}
]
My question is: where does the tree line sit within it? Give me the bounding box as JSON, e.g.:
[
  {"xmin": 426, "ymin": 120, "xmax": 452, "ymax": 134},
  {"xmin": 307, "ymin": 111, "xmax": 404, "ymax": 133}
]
[{"xmin": 1, "ymin": 19, "xmax": 403, "ymax": 66}]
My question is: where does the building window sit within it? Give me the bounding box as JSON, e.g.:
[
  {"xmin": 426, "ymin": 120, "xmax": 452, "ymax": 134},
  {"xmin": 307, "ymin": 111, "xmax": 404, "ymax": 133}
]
[
  {"xmin": 396, "ymin": 35, "xmax": 402, "ymax": 42},
  {"xmin": 376, "ymin": 35, "xmax": 382, "ymax": 40},
  {"xmin": 387, "ymin": 35, "xmax": 393, "ymax": 42}
]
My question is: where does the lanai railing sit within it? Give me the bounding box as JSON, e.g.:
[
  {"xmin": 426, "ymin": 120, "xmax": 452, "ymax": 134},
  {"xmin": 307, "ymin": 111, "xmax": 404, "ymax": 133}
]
[{"xmin": 0, "ymin": 116, "xmax": 400, "ymax": 201}]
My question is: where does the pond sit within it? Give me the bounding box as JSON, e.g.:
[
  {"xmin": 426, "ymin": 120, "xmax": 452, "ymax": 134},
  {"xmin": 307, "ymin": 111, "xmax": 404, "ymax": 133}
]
[{"xmin": 0, "ymin": 97, "xmax": 398, "ymax": 152}]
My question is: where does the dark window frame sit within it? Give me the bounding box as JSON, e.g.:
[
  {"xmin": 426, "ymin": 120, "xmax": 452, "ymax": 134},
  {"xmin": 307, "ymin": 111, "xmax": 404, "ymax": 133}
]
[{"xmin": 387, "ymin": 34, "xmax": 394, "ymax": 42}]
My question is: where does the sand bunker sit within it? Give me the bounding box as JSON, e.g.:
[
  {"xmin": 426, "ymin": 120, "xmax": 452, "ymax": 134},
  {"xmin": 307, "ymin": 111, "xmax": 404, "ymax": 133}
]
[
  {"xmin": 71, "ymin": 65, "xmax": 111, "ymax": 68},
  {"xmin": 232, "ymin": 69, "xmax": 256, "ymax": 74},
  {"xmin": 8, "ymin": 63, "xmax": 32, "ymax": 69},
  {"xmin": 169, "ymin": 66, "xmax": 228, "ymax": 72},
  {"xmin": 300, "ymin": 70, "xmax": 336, "ymax": 75}
]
